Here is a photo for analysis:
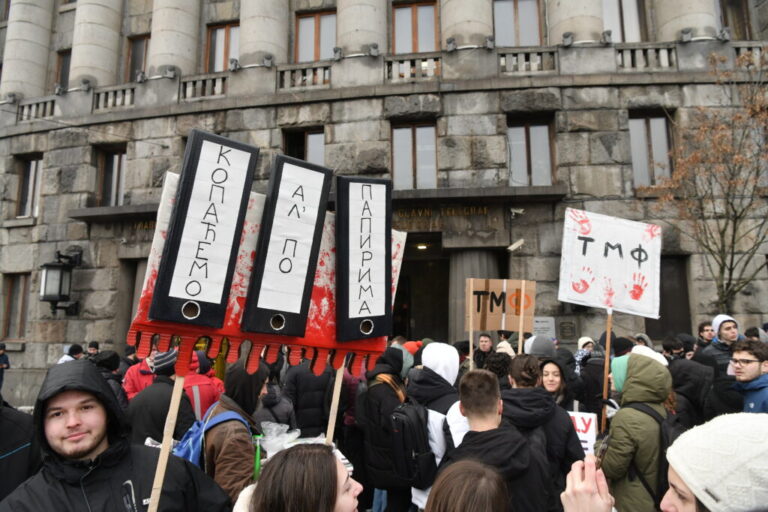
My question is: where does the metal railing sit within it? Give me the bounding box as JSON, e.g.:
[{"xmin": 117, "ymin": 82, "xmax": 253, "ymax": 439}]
[
  {"xmin": 277, "ymin": 62, "xmax": 332, "ymax": 90},
  {"xmin": 385, "ymin": 52, "xmax": 441, "ymax": 82},
  {"xmin": 180, "ymin": 72, "xmax": 228, "ymax": 100},
  {"xmin": 498, "ymin": 47, "xmax": 558, "ymax": 74},
  {"xmin": 616, "ymin": 43, "xmax": 677, "ymax": 71}
]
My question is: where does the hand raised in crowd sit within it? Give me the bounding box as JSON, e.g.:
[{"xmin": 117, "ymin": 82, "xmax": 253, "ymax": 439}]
[{"xmin": 560, "ymin": 454, "xmax": 614, "ymax": 512}]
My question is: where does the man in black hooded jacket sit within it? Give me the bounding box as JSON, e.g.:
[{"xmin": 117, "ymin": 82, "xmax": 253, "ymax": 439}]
[{"xmin": 0, "ymin": 358, "xmax": 231, "ymax": 511}]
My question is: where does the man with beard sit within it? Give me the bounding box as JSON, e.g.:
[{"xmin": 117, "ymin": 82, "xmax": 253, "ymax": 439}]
[{"xmin": 0, "ymin": 359, "xmax": 230, "ymax": 511}]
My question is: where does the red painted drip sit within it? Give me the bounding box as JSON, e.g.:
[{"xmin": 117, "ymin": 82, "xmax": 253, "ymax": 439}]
[
  {"xmin": 174, "ymin": 337, "xmax": 195, "ymax": 377},
  {"xmin": 311, "ymin": 349, "xmax": 328, "ymax": 375},
  {"xmin": 227, "ymin": 339, "xmax": 243, "ymax": 363},
  {"xmin": 207, "ymin": 337, "xmax": 222, "ymax": 359},
  {"xmin": 263, "ymin": 344, "xmax": 279, "ymax": 364},
  {"xmin": 157, "ymin": 334, "xmax": 172, "ymax": 353},
  {"xmin": 331, "ymin": 350, "xmax": 347, "ymax": 370},
  {"xmin": 288, "ymin": 346, "xmax": 303, "ymax": 366},
  {"xmin": 350, "ymin": 354, "xmax": 363, "ymax": 377}
]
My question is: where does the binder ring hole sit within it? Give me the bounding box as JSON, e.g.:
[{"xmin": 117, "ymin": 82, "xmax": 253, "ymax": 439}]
[
  {"xmin": 360, "ymin": 319, "xmax": 374, "ymax": 335},
  {"xmin": 270, "ymin": 314, "xmax": 286, "ymax": 331},
  {"xmin": 181, "ymin": 301, "xmax": 200, "ymax": 320}
]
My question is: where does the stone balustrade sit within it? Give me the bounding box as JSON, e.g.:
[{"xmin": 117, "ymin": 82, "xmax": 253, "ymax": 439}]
[
  {"xmin": 385, "ymin": 52, "xmax": 442, "ymax": 83},
  {"xmin": 616, "ymin": 43, "xmax": 677, "ymax": 72},
  {"xmin": 277, "ymin": 62, "xmax": 332, "ymax": 91},
  {"xmin": 498, "ymin": 47, "xmax": 558, "ymax": 74},
  {"xmin": 180, "ymin": 72, "xmax": 228, "ymax": 101},
  {"xmin": 93, "ymin": 84, "xmax": 135, "ymax": 111}
]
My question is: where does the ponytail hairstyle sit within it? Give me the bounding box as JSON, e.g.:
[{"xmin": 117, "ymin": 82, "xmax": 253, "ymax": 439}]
[{"xmin": 509, "ymin": 354, "xmax": 541, "ymax": 388}]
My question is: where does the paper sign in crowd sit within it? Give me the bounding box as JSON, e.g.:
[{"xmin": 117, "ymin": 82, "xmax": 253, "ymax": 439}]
[{"xmin": 558, "ymin": 208, "xmax": 662, "ymax": 319}]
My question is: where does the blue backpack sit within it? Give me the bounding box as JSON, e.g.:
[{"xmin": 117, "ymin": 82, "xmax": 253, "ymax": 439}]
[{"xmin": 172, "ymin": 401, "xmax": 251, "ymax": 468}]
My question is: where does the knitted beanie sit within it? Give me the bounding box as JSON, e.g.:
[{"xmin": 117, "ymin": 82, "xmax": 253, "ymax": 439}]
[
  {"xmin": 666, "ymin": 413, "xmax": 768, "ymax": 512},
  {"xmin": 402, "ymin": 341, "xmax": 423, "ymax": 355},
  {"xmin": 712, "ymin": 314, "xmax": 738, "ymax": 337},
  {"xmin": 577, "ymin": 336, "xmax": 594, "ymax": 350},
  {"xmin": 152, "ymin": 350, "xmax": 178, "ymax": 376},
  {"xmin": 613, "ymin": 337, "xmax": 634, "ymax": 357},
  {"xmin": 495, "ymin": 340, "xmax": 516, "ymax": 357}
]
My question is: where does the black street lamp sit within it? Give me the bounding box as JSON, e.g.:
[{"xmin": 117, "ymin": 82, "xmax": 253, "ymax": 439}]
[{"xmin": 40, "ymin": 249, "xmax": 82, "ymax": 316}]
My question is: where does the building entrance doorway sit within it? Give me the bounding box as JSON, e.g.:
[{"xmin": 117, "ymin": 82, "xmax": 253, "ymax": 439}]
[{"xmin": 393, "ymin": 233, "xmax": 449, "ymax": 341}]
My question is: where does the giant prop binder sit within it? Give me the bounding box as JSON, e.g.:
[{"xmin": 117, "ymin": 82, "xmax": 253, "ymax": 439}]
[{"xmin": 127, "ymin": 129, "xmax": 406, "ymax": 377}]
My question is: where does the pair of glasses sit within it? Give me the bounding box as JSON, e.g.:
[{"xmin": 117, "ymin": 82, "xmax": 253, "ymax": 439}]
[{"xmin": 730, "ymin": 358, "xmax": 761, "ymax": 366}]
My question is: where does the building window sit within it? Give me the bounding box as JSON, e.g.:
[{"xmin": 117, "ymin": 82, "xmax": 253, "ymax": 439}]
[
  {"xmin": 2, "ymin": 274, "xmax": 29, "ymax": 340},
  {"xmin": 393, "ymin": 2, "xmax": 438, "ymax": 54},
  {"xmin": 629, "ymin": 113, "xmax": 672, "ymax": 187},
  {"xmin": 125, "ymin": 34, "xmax": 149, "ymax": 82},
  {"xmin": 206, "ymin": 23, "xmax": 239, "ymax": 72},
  {"xmin": 0, "ymin": 0, "xmax": 11, "ymax": 22},
  {"xmin": 284, "ymin": 129, "xmax": 325, "ymax": 166},
  {"xmin": 507, "ymin": 119, "xmax": 553, "ymax": 186},
  {"xmin": 56, "ymin": 49, "xmax": 71, "ymax": 90},
  {"xmin": 493, "ymin": 0, "xmax": 542, "ymax": 47},
  {"xmin": 16, "ymin": 156, "xmax": 42, "ymax": 218},
  {"xmin": 392, "ymin": 124, "xmax": 437, "ymax": 190},
  {"xmin": 96, "ymin": 147, "xmax": 127, "ymax": 207},
  {"xmin": 296, "ymin": 12, "xmax": 336, "ymax": 62},
  {"xmin": 602, "ymin": 0, "xmax": 646, "ymax": 42},
  {"xmin": 717, "ymin": 0, "xmax": 752, "ymax": 40}
]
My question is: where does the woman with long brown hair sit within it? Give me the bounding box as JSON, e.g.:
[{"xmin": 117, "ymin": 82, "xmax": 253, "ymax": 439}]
[
  {"xmin": 250, "ymin": 443, "xmax": 362, "ymax": 512},
  {"xmin": 425, "ymin": 460, "xmax": 508, "ymax": 512}
]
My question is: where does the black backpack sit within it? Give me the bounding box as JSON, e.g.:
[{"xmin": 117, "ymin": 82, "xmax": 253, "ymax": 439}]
[
  {"xmin": 390, "ymin": 399, "xmax": 437, "ymax": 490},
  {"xmin": 624, "ymin": 402, "xmax": 685, "ymax": 508}
]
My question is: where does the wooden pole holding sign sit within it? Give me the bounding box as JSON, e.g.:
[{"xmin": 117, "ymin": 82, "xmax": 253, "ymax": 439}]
[
  {"xmin": 325, "ymin": 365, "xmax": 345, "ymax": 445},
  {"xmin": 148, "ymin": 375, "xmax": 186, "ymax": 512},
  {"xmin": 468, "ymin": 279, "xmax": 475, "ymax": 370},
  {"xmin": 600, "ymin": 310, "xmax": 613, "ymax": 433},
  {"xmin": 517, "ymin": 280, "xmax": 526, "ymax": 355}
]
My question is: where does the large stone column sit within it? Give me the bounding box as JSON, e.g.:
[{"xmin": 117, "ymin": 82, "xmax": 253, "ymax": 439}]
[
  {"xmin": 69, "ymin": 0, "xmax": 123, "ymax": 87},
  {"xmin": 547, "ymin": 0, "xmax": 603, "ymax": 43},
  {"xmin": 239, "ymin": 0, "xmax": 290, "ymax": 65},
  {"xmin": 440, "ymin": 0, "xmax": 493, "ymax": 46},
  {"xmin": 337, "ymin": 0, "xmax": 387, "ymax": 54},
  {"xmin": 0, "ymin": 0, "xmax": 55, "ymax": 98},
  {"xmin": 448, "ymin": 250, "xmax": 501, "ymax": 343},
  {"xmin": 333, "ymin": 0, "xmax": 387, "ymax": 87},
  {"xmin": 653, "ymin": 0, "xmax": 719, "ymax": 41},
  {"xmin": 146, "ymin": 0, "xmax": 201, "ymax": 76}
]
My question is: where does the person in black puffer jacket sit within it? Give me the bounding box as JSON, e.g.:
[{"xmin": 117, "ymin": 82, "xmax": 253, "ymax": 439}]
[
  {"xmin": 91, "ymin": 350, "xmax": 129, "ymax": 410},
  {"xmin": 282, "ymin": 359, "xmax": 333, "ymax": 438},
  {"xmin": 360, "ymin": 346, "xmax": 412, "ymax": 512},
  {"xmin": 0, "ymin": 359, "xmax": 230, "ymax": 512},
  {"xmin": 253, "ymin": 383, "xmax": 297, "ymax": 430},
  {"xmin": 0, "ymin": 393, "xmax": 41, "ymax": 502},
  {"xmin": 502, "ymin": 355, "xmax": 584, "ymax": 511},
  {"xmin": 668, "ymin": 356, "xmax": 714, "ymax": 429}
]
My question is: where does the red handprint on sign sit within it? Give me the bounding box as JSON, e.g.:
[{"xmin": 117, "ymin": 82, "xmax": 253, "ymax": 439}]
[
  {"xmin": 602, "ymin": 278, "xmax": 615, "ymax": 308},
  {"xmin": 568, "ymin": 209, "xmax": 592, "ymax": 235},
  {"xmin": 571, "ymin": 266, "xmax": 595, "ymax": 294},
  {"xmin": 625, "ymin": 272, "xmax": 648, "ymax": 301},
  {"xmin": 643, "ymin": 224, "xmax": 661, "ymax": 242}
]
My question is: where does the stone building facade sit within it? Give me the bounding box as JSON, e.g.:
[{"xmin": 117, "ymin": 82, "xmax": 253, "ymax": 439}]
[{"xmin": 0, "ymin": 0, "xmax": 766, "ymax": 405}]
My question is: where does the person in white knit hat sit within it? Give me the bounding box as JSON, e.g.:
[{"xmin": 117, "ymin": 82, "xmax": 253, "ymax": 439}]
[
  {"xmin": 662, "ymin": 413, "xmax": 768, "ymax": 512},
  {"xmin": 561, "ymin": 413, "xmax": 768, "ymax": 512}
]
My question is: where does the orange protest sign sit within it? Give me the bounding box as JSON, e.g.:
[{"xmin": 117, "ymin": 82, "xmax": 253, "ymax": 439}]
[{"xmin": 465, "ymin": 278, "xmax": 536, "ymax": 333}]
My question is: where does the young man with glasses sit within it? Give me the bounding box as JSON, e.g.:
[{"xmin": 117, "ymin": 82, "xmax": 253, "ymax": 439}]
[
  {"xmin": 731, "ymin": 339, "xmax": 768, "ymax": 413},
  {"xmin": 696, "ymin": 322, "xmax": 715, "ymax": 349}
]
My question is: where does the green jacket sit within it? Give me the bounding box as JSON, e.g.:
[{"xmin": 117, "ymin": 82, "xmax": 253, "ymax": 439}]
[{"xmin": 601, "ymin": 354, "xmax": 672, "ymax": 512}]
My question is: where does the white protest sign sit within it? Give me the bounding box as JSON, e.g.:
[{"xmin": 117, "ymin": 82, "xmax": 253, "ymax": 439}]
[
  {"xmin": 348, "ymin": 182, "xmax": 387, "ymax": 318},
  {"xmin": 568, "ymin": 411, "xmax": 598, "ymax": 454},
  {"xmin": 169, "ymin": 140, "xmax": 252, "ymax": 304},
  {"xmin": 257, "ymin": 162, "xmax": 326, "ymax": 314},
  {"xmin": 558, "ymin": 208, "xmax": 661, "ymax": 318}
]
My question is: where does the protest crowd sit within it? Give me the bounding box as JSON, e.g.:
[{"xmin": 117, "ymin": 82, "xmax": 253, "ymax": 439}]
[{"xmin": 0, "ymin": 314, "xmax": 766, "ymax": 512}]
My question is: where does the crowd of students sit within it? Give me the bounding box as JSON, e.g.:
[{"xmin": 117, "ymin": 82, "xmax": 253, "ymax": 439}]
[{"xmin": 0, "ymin": 313, "xmax": 766, "ymax": 511}]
